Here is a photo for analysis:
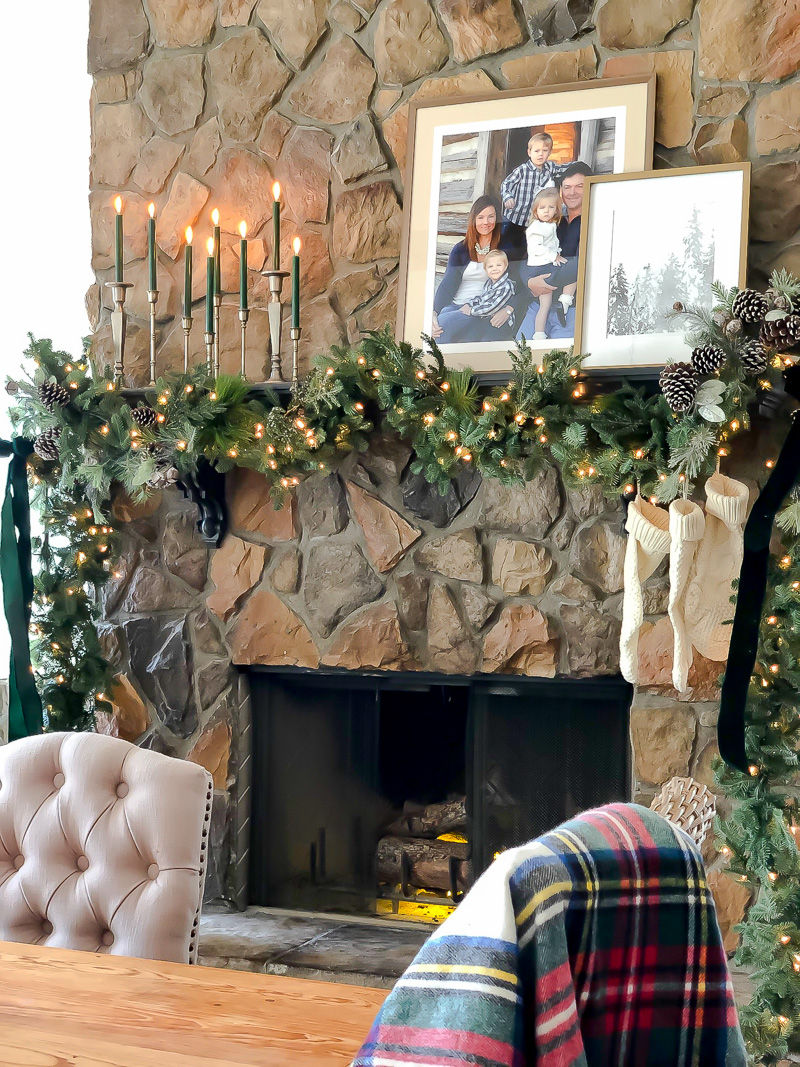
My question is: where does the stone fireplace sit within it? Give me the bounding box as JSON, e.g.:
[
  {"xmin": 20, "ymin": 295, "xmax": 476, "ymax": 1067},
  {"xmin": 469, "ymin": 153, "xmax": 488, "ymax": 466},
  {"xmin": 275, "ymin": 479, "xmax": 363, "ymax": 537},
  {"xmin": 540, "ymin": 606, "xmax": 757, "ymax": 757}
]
[{"xmin": 96, "ymin": 430, "xmax": 728, "ymax": 910}]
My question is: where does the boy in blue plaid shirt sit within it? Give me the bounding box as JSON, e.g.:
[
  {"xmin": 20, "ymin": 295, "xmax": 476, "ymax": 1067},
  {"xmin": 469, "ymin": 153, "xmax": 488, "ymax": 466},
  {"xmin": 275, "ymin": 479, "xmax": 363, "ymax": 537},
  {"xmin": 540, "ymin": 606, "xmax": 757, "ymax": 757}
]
[
  {"xmin": 436, "ymin": 250, "xmax": 516, "ymax": 343},
  {"xmin": 500, "ymin": 132, "xmax": 569, "ymax": 249}
]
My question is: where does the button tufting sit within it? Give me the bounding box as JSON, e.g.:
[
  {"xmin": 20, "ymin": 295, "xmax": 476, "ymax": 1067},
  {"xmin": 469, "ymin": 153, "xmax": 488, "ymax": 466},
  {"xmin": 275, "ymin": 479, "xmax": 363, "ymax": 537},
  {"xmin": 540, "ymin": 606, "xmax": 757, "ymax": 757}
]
[
  {"xmin": 76, "ymin": 855, "xmax": 89, "ymax": 872},
  {"xmin": 41, "ymin": 920, "xmax": 53, "ymax": 936},
  {"xmin": 53, "ymin": 772, "xmax": 65, "ymax": 789},
  {"xmin": 13, "ymin": 855, "xmax": 23, "ymax": 870},
  {"xmin": 115, "ymin": 782, "xmax": 129, "ymax": 799},
  {"xmin": 101, "ymin": 930, "xmax": 114, "ymax": 947},
  {"xmin": 147, "ymin": 863, "xmax": 159, "ymax": 880}
]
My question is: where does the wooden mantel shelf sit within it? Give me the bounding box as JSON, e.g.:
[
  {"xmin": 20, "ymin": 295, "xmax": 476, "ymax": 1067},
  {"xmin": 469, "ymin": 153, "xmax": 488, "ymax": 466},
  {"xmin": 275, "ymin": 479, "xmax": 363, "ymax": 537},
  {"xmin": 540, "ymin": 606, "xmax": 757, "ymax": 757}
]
[{"xmin": 0, "ymin": 939, "xmax": 385, "ymax": 1066}]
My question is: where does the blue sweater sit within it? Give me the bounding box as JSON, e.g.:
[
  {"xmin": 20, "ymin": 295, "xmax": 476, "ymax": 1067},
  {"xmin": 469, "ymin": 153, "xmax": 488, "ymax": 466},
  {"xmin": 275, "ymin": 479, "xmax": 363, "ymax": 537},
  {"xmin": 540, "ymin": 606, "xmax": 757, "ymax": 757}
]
[{"xmin": 434, "ymin": 235, "xmax": 519, "ymax": 314}]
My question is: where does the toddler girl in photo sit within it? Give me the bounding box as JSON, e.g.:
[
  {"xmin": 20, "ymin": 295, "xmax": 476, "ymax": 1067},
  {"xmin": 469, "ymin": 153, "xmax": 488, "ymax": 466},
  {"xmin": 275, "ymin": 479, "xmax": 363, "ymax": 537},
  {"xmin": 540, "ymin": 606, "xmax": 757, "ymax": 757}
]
[{"xmin": 521, "ymin": 188, "xmax": 577, "ymax": 339}]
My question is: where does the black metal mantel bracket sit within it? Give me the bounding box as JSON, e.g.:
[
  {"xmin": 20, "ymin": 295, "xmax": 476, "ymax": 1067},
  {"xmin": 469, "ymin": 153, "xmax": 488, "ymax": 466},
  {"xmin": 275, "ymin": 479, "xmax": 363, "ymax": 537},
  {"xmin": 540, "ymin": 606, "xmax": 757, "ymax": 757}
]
[{"xmin": 178, "ymin": 459, "xmax": 227, "ymax": 547}]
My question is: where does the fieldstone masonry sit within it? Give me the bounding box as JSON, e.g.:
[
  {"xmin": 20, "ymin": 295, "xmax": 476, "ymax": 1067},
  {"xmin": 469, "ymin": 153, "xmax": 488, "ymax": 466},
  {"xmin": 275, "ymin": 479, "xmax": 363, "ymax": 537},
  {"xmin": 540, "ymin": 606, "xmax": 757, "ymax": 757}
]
[
  {"xmin": 87, "ymin": 0, "xmax": 800, "ymax": 380},
  {"xmin": 84, "ymin": 0, "xmax": 800, "ymax": 944}
]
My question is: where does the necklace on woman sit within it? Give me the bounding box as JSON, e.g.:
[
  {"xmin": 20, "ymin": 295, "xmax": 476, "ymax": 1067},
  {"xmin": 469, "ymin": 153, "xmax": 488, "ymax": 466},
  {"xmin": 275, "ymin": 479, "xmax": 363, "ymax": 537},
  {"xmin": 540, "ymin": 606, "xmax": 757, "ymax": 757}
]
[{"xmin": 475, "ymin": 242, "xmax": 491, "ymax": 256}]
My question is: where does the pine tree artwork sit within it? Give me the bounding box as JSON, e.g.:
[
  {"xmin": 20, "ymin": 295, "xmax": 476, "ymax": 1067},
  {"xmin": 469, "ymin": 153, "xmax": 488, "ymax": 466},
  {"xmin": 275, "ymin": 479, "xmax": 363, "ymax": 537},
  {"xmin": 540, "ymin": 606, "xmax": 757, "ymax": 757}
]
[{"xmin": 607, "ymin": 263, "xmax": 631, "ymax": 335}]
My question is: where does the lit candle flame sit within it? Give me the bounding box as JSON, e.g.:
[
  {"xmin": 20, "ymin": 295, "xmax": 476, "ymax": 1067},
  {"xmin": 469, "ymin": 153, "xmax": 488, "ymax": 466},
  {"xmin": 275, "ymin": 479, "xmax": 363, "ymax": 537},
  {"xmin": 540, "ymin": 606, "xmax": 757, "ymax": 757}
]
[
  {"xmin": 206, "ymin": 237, "xmax": 215, "ymax": 256},
  {"xmin": 239, "ymin": 220, "xmax": 247, "ymax": 239},
  {"xmin": 272, "ymin": 181, "xmax": 281, "ymax": 202},
  {"xmin": 293, "ymin": 236, "xmax": 301, "ymax": 255},
  {"xmin": 148, "ymin": 202, "xmax": 155, "ymax": 219},
  {"xmin": 114, "ymin": 195, "xmax": 123, "ymax": 214},
  {"xmin": 211, "ymin": 208, "xmax": 220, "ymax": 226},
  {"xmin": 185, "ymin": 226, "xmax": 193, "ymax": 245}
]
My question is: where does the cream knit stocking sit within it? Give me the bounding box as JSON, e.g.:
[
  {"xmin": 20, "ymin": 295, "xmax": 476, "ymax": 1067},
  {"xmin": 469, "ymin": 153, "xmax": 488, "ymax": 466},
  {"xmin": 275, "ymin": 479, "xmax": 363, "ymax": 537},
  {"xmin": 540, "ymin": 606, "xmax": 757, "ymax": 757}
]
[
  {"xmin": 684, "ymin": 473, "xmax": 749, "ymax": 664},
  {"xmin": 668, "ymin": 498, "xmax": 705, "ymax": 693},
  {"xmin": 620, "ymin": 497, "xmax": 671, "ymax": 684}
]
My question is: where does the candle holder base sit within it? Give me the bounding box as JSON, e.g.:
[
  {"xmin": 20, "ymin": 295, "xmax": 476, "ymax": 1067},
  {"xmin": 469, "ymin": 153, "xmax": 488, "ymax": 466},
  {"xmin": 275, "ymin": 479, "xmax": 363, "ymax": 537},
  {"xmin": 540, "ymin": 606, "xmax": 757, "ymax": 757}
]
[
  {"xmin": 239, "ymin": 308, "xmax": 250, "ymax": 380},
  {"xmin": 213, "ymin": 294, "xmax": 222, "ymax": 379},
  {"xmin": 182, "ymin": 315, "xmax": 192, "ymax": 374},
  {"xmin": 105, "ymin": 281, "xmax": 134, "ymax": 386},
  {"xmin": 290, "ymin": 325, "xmax": 301, "ymax": 393},
  {"xmin": 204, "ymin": 332, "xmax": 214, "ymax": 377},
  {"xmin": 262, "ymin": 269, "xmax": 289, "ymax": 383},
  {"xmin": 148, "ymin": 289, "xmax": 158, "ymax": 386}
]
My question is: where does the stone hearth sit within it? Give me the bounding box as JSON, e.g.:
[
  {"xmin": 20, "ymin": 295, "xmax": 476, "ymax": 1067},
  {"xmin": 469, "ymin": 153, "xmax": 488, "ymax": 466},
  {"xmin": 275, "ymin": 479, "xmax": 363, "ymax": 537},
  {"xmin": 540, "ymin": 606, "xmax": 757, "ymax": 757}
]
[{"xmin": 97, "ymin": 431, "xmax": 731, "ymax": 912}]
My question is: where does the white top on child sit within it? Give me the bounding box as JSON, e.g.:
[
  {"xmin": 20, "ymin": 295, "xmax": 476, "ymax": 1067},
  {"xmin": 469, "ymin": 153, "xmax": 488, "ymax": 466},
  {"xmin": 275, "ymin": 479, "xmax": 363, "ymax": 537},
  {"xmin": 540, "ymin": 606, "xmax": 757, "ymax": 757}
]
[
  {"xmin": 452, "ymin": 260, "xmax": 488, "ymax": 305},
  {"xmin": 525, "ymin": 219, "xmax": 561, "ymax": 266}
]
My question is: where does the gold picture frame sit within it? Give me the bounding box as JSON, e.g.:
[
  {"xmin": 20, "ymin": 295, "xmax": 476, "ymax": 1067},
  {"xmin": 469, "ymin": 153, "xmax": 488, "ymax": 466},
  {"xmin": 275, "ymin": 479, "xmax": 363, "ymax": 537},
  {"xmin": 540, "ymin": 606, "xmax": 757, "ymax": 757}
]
[
  {"xmin": 397, "ymin": 76, "xmax": 656, "ymax": 374},
  {"xmin": 575, "ymin": 163, "xmax": 751, "ymax": 373}
]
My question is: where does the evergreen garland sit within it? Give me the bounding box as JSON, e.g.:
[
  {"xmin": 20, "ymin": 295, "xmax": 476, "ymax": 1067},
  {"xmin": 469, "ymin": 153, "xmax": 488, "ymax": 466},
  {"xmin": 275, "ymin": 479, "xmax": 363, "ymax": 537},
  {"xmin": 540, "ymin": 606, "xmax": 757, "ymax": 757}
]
[{"xmin": 8, "ymin": 270, "xmax": 800, "ymax": 1064}]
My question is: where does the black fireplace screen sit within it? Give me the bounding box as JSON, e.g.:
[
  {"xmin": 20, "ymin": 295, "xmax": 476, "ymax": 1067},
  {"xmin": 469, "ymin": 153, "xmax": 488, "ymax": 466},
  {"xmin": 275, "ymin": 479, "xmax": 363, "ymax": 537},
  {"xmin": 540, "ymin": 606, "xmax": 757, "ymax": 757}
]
[{"xmin": 248, "ymin": 669, "xmax": 632, "ymax": 915}]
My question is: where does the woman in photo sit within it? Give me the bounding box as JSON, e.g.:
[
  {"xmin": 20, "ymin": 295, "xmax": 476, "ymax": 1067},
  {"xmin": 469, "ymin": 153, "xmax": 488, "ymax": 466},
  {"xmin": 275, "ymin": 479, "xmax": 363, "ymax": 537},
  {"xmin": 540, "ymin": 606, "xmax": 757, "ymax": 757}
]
[{"xmin": 432, "ymin": 195, "xmax": 516, "ymax": 344}]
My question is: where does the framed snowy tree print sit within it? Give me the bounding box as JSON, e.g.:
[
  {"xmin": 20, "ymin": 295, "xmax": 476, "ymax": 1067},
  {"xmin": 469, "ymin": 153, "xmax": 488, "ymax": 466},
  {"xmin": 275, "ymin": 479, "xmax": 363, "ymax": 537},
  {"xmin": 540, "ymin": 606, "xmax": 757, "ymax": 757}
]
[{"xmin": 575, "ymin": 163, "xmax": 750, "ymax": 373}]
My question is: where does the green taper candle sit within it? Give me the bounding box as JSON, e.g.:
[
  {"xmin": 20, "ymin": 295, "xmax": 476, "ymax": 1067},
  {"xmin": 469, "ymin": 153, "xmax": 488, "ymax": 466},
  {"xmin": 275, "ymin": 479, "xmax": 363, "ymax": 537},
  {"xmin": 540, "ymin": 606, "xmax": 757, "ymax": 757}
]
[
  {"xmin": 291, "ymin": 236, "xmax": 300, "ymax": 329},
  {"xmin": 212, "ymin": 208, "xmax": 221, "ymax": 293},
  {"xmin": 147, "ymin": 203, "xmax": 157, "ymax": 291},
  {"xmin": 184, "ymin": 227, "xmax": 193, "ymax": 317},
  {"xmin": 206, "ymin": 238, "xmax": 215, "ymax": 334},
  {"xmin": 239, "ymin": 221, "xmax": 248, "ymax": 311},
  {"xmin": 114, "ymin": 196, "xmax": 123, "ymax": 283},
  {"xmin": 272, "ymin": 182, "xmax": 281, "ymax": 271}
]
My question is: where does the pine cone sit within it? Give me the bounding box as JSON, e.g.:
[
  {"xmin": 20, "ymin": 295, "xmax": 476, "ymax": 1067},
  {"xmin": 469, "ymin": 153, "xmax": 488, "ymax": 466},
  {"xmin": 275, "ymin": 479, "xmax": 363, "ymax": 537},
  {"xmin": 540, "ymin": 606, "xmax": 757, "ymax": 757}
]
[
  {"xmin": 659, "ymin": 362, "xmax": 699, "ymax": 413},
  {"xmin": 690, "ymin": 344, "xmax": 726, "ymax": 375},
  {"xmin": 731, "ymin": 288, "xmax": 769, "ymax": 324},
  {"xmin": 147, "ymin": 465, "xmax": 179, "ymax": 490},
  {"xmin": 33, "ymin": 426, "xmax": 61, "ymax": 462},
  {"xmin": 740, "ymin": 339, "xmax": 769, "ymax": 376},
  {"xmin": 38, "ymin": 380, "xmax": 70, "ymax": 412},
  {"xmin": 724, "ymin": 317, "xmax": 743, "ymax": 340},
  {"xmin": 130, "ymin": 405, "xmax": 157, "ymax": 429},
  {"xmin": 760, "ymin": 313, "xmax": 800, "ymax": 353}
]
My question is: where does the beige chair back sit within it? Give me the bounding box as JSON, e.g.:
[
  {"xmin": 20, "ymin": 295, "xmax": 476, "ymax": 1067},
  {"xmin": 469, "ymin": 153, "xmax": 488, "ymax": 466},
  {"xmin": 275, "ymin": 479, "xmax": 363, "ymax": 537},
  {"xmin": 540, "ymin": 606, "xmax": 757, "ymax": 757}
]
[{"xmin": 0, "ymin": 731, "xmax": 212, "ymax": 964}]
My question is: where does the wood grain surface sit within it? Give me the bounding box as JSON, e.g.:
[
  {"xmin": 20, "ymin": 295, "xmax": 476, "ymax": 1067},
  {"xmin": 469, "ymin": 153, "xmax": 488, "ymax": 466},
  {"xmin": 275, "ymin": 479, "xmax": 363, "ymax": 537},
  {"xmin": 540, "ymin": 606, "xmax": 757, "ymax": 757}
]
[{"xmin": 0, "ymin": 940, "xmax": 386, "ymax": 1065}]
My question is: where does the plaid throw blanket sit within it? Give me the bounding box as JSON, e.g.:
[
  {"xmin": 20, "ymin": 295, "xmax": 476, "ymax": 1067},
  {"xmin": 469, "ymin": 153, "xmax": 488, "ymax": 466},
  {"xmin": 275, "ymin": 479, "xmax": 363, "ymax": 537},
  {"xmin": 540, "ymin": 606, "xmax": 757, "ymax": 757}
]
[{"xmin": 353, "ymin": 803, "xmax": 745, "ymax": 1067}]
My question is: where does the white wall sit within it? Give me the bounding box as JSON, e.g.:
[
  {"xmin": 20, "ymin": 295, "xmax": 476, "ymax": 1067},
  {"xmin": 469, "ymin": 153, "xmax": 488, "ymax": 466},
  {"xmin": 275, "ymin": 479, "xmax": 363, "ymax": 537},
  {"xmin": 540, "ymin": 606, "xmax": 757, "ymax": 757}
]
[{"xmin": 0, "ymin": 1, "xmax": 91, "ymax": 704}]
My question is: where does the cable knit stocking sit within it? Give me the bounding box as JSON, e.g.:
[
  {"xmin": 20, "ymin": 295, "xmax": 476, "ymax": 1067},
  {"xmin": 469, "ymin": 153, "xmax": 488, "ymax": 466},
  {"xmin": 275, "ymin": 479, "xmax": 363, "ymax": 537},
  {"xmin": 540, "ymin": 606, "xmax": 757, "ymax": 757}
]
[
  {"xmin": 668, "ymin": 498, "xmax": 705, "ymax": 692},
  {"xmin": 684, "ymin": 473, "xmax": 749, "ymax": 664},
  {"xmin": 620, "ymin": 497, "xmax": 671, "ymax": 684}
]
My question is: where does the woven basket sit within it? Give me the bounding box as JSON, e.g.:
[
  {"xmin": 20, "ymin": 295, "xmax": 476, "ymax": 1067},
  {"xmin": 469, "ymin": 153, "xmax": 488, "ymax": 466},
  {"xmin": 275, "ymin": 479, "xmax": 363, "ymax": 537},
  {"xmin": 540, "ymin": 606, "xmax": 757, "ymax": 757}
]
[{"xmin": 651, "ymin": 776, "xmax": 716, "ymax": 852}]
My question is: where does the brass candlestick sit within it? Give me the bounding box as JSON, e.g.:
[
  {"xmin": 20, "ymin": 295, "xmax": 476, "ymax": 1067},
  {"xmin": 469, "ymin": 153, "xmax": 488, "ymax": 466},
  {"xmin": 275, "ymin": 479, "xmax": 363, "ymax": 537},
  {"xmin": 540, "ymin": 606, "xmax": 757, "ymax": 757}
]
[
  {"xmin": 204, "ymin": 331, "xmax": 214, "ymax": 376},
  {"xmin": 147, "ymin": 289, "xmax": 158, "ymax": 385},
  {"xmin": 104, "ymin": 281, "xmax": 134, "ymax": 386},
  {"xmin": 182, "ymin": 314, "xmax": 192, "ymax": 374},
  {"xmin": 213, "ymin": 293, "xmax": 221, "ymax": 378},
  {"xmin": 239, "ymin": 308, "xmax": 249, "ymax": 379},
  {"xmin": 261, "ymin": 269, "xmax": 289, "ymax": 382},
  {"xmin": 290, "ymin": 325, "xmax": 301, "ymax": 392}
]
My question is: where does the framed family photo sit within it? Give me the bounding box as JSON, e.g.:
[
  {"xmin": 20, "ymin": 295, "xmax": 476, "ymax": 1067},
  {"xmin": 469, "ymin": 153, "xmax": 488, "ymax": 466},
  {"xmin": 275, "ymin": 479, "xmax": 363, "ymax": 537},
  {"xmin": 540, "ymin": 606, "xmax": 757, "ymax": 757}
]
[
  {"xmin": 575, "ymin": 163, "xmax": 750, "ymax": 372},
  {"xmin": 397, "ymin": 77, "xmax": 655, "ymax": 374}
]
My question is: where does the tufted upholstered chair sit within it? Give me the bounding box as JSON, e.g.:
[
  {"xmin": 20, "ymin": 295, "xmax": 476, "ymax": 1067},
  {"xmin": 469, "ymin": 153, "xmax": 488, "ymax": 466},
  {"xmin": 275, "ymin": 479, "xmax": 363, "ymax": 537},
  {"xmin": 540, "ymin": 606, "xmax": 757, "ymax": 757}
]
[{"xmin": 0, "ymin": 731, "xmax": 213, "ymax": 964}]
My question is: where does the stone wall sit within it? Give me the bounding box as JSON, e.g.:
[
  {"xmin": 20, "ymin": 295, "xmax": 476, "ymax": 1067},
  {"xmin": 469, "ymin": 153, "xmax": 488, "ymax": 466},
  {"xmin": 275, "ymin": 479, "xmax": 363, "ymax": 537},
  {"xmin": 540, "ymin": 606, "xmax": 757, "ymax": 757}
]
[
  {"xmin": 98, "ymin": 438, "xmax": 738, "ymax": 906},
  {"xmin": 86, "ymin": 0, "xmax": 800, "ymax": 383}
]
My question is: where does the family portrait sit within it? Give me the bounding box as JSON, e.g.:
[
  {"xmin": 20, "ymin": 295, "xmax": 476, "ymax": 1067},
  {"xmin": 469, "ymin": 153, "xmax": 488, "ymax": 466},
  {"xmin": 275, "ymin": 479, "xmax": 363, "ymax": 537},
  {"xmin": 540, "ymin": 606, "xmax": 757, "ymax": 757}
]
[
  {"xmin": 430, "ymin": 117, "xmax": 615, "ymax": 349},
  {"xmin": 398, "ymin": 78, "xmax": 655, "ymax": 372}
]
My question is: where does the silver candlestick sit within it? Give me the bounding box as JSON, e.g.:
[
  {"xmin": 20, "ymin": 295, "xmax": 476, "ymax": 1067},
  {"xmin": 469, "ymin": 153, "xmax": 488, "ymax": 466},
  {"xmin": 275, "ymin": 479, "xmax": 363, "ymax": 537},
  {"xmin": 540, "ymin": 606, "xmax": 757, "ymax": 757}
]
[
  {"xmin": 239, "ymin": 308, "xmax": 249, "ymax": 379},
  {"xmin": 261, "ymin": 269, "xmax": 289, "ymax": 382},
  {"xmin": 290, "ymin": 325, "xmax": 301, "ymax": 392},
  {"xmin": 182, "ymin": 314, "xmax": 192, "ymax": 374},
  {"xmin": 104, "ymin": 281, "xmax": 134, "ymax": 386},
  {"xmin": 147, "ymin": 289, "xmax": 158, "ymax": 385},
  {"xmin": 213, "ymin": 293, "xmax": 221, "ymax": 378},
  {"xmin": 205, "ymin": 331, "xmax": 214, "ymax": 377}
]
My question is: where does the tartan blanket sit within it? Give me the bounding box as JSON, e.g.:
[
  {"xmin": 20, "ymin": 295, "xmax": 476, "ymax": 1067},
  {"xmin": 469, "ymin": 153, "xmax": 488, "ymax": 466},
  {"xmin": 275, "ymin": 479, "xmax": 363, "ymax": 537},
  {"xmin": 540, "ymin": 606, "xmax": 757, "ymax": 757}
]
[{"xmin": 353, "ymin": 803, "xmax": 745, "ymax": 1067}]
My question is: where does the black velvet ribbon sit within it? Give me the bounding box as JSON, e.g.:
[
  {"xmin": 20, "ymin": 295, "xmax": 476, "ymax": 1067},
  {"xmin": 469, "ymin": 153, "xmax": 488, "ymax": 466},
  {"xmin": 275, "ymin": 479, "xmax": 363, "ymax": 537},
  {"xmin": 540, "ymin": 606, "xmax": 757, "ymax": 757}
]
[
  {"xmin": 718, "ymin": 367, "xmax": 800, "ymax": 771},
  {"xmin": 0, "ymin": 438, "xmax": 42, "ymax": 741}
]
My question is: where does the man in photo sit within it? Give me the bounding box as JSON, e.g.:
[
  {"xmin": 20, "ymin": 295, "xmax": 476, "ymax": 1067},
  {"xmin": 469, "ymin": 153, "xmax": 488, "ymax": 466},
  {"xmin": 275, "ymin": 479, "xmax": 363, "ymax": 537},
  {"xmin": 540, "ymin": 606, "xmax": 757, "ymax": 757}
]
[
  {"xmin": 500, "ymin": 132, "xmax": 570, "ymax": 255},
  {"xmin": 435, "ymin": 249, "xmax": 516, "ymax": 343},
  {"xmin": 517, "ymin": 161, "xmax": 592, "ymax": 341}
]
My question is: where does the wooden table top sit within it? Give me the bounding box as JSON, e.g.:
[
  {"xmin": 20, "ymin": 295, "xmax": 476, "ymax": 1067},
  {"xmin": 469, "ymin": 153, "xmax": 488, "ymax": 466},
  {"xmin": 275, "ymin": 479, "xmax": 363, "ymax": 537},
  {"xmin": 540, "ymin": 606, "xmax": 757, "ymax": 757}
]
[{"xmin": 0, "ymin": 940, "xmax": 387, "ymax": 1065}]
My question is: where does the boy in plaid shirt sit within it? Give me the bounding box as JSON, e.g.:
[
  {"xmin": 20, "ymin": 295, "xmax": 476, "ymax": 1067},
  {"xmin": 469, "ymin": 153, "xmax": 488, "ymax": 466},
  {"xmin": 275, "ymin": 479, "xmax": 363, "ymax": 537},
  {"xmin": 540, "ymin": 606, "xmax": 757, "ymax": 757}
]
[
  {"xmin": 500, "ymin": 131, "xmax": 569, "ymax": 249},
  {"xmin": 436, "ymin": 250, "xmax": 516, "ymax": 343}
]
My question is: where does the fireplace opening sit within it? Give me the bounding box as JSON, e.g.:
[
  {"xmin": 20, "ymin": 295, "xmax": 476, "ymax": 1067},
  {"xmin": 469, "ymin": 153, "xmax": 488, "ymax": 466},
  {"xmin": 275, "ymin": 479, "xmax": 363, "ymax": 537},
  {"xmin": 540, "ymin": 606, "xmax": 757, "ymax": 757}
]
[{"xmin": 248, "ymin": 669, "xmax": 632, "ymax": 922}]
